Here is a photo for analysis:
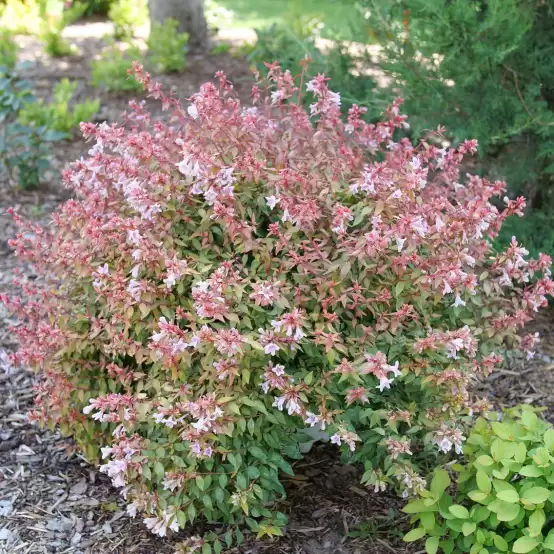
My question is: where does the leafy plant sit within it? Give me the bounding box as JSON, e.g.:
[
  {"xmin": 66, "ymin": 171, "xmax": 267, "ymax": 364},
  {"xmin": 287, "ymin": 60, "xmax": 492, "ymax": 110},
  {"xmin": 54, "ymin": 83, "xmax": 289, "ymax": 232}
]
[
  {"xmin": 19, "ymin": 78, "xmax": 99, "ymax": 135},
  {"xmin": 147, "ymin": 18, "xmax": 188, "ymax": 73},
  {"xmin": 39, "ymin": 0, "xmax": 87, "ymax": 57},
  {"xmin": 0, "ymin": 122, "xmax": 65, "ymax": 188},
  {"xmin": 495, "ymin": 210, "xmax": 554, "ymax": 262},
  {"xmin": 2, "ymin": 63, "xmax": 552, "ymax": 543},
  {"xmin": 359, "ymin": 0, "xmax": 554, "ymax": 207},
  {"xmin": 108, "ymin": 0, "xmax": 147, "ymax": 41},
  {"xmin": 211, "ymin": 42, "xmax": 231, "ymax": 56},
  {"xmin": 0, "ymin": 30, "xmax": 18, "ymax": 70},
  {"xmin": 0, "ymin": 62, "xmax": 64, "ymax": 188},
  {"xmin": 91, "ymin": 41, "xmax": 143, "ymax": 92},
  {"xmin": 404, "ymin": 406, "xmax": 554, "ymax": 553}
]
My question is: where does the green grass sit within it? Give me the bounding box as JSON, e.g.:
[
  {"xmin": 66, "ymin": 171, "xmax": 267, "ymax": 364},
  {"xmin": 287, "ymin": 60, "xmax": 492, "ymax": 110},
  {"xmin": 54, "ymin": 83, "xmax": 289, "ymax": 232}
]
[{"xmin": 210, "ymin": 0, "xmax": 357, "ymax": 40}]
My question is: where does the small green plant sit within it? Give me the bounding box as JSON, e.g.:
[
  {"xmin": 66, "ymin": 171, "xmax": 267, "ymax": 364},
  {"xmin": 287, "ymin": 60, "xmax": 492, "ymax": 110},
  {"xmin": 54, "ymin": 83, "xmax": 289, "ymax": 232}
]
[
  {"xmin": 108, "ymin": 0, "xmax": 147, "ymax": 41},
  {"xmin": 147, "ymin": 18, "xmax": 188, "ymax": 73},
  {"xmin": 0, "ymin": 123, "xmax": 65, "ymax": 189},
  {"xmin": 0, "ymin": 62, "xmax": 64, "ymax": 189},
  {"xmin": 211, "ymin": 42, "xmax": 231, "ymax": 56},
  {"xmin": 404, "ymin": 406, "xmax": 554, "ymax": 554},
  {"xmin": 40, "ymin": 0, "xmax": 87, "ymax": 57},
  {"xmin": 91, "ymin": 42, "xmax": 143, "ymax": 92},
  {"xmin": 0, "ymin": 30, "xmax": 18, "ymax": 70},
  {"xmin": 19, "ymin": 78, "xmax": 99, "ymax": 135}
]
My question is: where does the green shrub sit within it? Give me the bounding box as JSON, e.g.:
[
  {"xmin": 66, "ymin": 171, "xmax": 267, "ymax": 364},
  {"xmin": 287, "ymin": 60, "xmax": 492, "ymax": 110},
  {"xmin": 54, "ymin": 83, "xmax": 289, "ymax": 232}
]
[
  {"xmin": 108, "ymin": 0, "xmax": 147, "ymax": 41},
  {"xmin": 359, "ymin": 0, "xmax": 554, "ymax": 205},
  {"xmin": 147, "ymin": 18, "xmax": 188, "ymax": 73},
  {"xmin": 0, "ymin": 30, "xmax": 18, "ymax": 70},
  {"xmin": 0, "ymin": 63, "xmax": 64, "ymax": 188},
  {"xmin": 91, "ymin": 42, "xmax": 143, "ymax": 92},
  {"xmin": 404, "ymin": 406, "xmax": 554, "ymax": 554},
  {"xmin": 495, "ymin": 210, "xmax": 554, "ymax": 262},
  {"xmin": 19, "ymin": 78, "xmax": 99, "ymax": 135}
]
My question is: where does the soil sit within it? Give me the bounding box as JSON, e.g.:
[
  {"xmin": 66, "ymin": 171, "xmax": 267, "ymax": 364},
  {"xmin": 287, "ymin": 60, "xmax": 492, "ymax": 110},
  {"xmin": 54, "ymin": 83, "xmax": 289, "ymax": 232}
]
[{"xmin": 1, "ymin": 17, "xmax": 553, "ymax": 554}]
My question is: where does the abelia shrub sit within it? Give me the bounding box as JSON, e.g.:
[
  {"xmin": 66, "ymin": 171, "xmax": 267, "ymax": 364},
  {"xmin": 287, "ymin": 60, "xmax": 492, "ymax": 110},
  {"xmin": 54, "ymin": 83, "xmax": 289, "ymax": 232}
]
[{"xmin": 2, "ymin": 61, "xmax": 552, "ymax": 539}]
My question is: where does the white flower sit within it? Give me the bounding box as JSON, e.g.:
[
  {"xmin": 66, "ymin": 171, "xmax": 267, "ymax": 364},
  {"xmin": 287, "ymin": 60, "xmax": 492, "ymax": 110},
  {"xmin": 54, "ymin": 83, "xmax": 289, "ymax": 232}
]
[
  {"xmin": 386, "ymin": 361, "xmax": 401, "ymax": 377},
  {"xmin": 271, "ymin": 89, "xmax": 285, "ymax": 104},
  {"xmin": 273, "ymin": 364, "xmax": 285, "ymax": 376},
  {"xmin": 304, "ymin": 412, "xmax": 320, "ymax": 427},
  {"xmin": 127, "ymin": 503, "xmax": 138, "ymax": 517},
  {"xmin": 330, "ymin": 434, "xmax": 342, "ymax": 446},
  {"xmin": 396, "ymin": 237, "xmax": 406, "ymax": 252},
  {"xmin": 377, "ymin": 376, "xmax": 393, "ymax": 392},
  {"xmin": 187, "ymin": 104, "xmax": 199, "ymax": 119},
  {"xmin": 100, "ymin": 446, "xmax": 113, "ymax": 459},
  {"xmin": 272, "ymin": 396, "xmax": 286, "ymax": 411},
  {"xmin": 264, "ymin": 343, "xmax": 280, "ymax": 356},
  {"xmin": 265, "ymin": 195, "xmax": 280, "ymax": 209},
  {"xmin": 437, "ymin": 438, "xmax": 453, "ymax": 453},
  {"xmin": 327, "ymin": 91, "xmax": 341, "ymax": 106},
  {"xmin": 452, "ymin": 294, "xmax": 466, "ymax": 308}
]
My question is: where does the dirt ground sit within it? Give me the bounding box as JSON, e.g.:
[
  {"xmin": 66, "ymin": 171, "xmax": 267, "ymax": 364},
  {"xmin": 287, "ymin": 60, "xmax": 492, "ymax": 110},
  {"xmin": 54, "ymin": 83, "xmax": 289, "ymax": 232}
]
[{"xmin": 1, "ymin": 18, "xmax": 554, "ymax": 554}]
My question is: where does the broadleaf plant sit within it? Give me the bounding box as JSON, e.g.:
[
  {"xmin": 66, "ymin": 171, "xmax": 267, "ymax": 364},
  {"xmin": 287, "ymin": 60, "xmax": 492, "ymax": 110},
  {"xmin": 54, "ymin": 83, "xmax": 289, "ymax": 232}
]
[{"xmin": 404, "ymin": 406, "xmax": 554, "ymax": 553}]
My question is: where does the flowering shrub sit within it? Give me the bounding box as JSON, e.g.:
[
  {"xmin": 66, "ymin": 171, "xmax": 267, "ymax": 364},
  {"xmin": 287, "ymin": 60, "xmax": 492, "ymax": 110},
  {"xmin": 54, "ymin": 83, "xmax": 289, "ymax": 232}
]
[
  {"xmin": 404, "ymin": 406, "xmax": 554, "ymax": 554},
  {"xmin": 2, "ymin": 61, "xmax": 552, "ymax": 540}
]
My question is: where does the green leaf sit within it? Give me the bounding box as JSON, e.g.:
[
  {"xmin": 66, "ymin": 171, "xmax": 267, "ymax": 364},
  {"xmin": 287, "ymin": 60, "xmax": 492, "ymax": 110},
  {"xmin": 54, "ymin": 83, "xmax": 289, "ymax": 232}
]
[
  {"xmin": 521, "ymin": 487, "xmax": 550, "ymax": 504},
  {"xmin": 496, "ymin": 490, "xmax": 519, "ymax": 503},
  {"xmin": 202, "ymin": 543, "xmax": 212, "ymax": 554},
  {"xmin": 544, "ymin": 529, "xmax": 554, "ymax": 550},
  {"xmin": 196, "ymin": 476, "xmax": 206, "ymax": 491},
  {"xmin": 519, "ymin": 465, "xmax": 543, "ymax": 477},
  {"xmin": 449, "ymin": 505, "xmax": 470, "ymax": 519},
  {"xmin": 493, "ymin": 534, "xmax": 508, "ymax": 551},
  {"xmin": 476, "ymin": 470, "xmax": 491, "ymax": 494},
  {"xmin": 404, "ymin": 527, "xmax": 426, "ymax": 542},
  {"xmin": 529, "ymin": 508, "xmax": 545, "ymax": 534},
  {"xmin": 187, "ymin": 503, "xmax": 197, "ymax": 522},
  {"xmin": 512, "ymin": 536, "xmax": 538, "ymax": 553},
  {"xmin": 544, "ymin": 429, "xmax": 554, "ymax": 451},
  {"xmin": 425, "ymin": 536, "xmax": 439, "ymax": 554},
  {"xmin": 153, "ymin": 461, "xmax": 165, "ymax": 480},
  {"xmin": 490, "ymin": 439, "xmax": 505, "ymax": 461},
  {"xmin": 472, "ymin": 506, "xmax": 490, "ymax": 523},
  {"xmin": 462, "ymin": 521, "xmax": 476, "ymax": 536},
  {"xmin": 430, "ymin": 469, "xmax": 451, "ymax": 496},
  {"xmin": 468, "ymin": 490, "xmax": 488, "ymax": 503},
  {"xmin": 475, "ymin": 455, "xmax": 495, "ymax": 467},
  {"xmin": 495, "ymin": 501, "xmax": 520, "ymax": 522},
  {"xmin": 420, "ymin": 511, "xmax": 435, "ymax": 531},
  {"xmin": 403, "ymin": 499, "xmax": 437, "ymax": 514},
  {"xmin": 521, "ymin": 411, "xmax": 538, "ymax": 430}
]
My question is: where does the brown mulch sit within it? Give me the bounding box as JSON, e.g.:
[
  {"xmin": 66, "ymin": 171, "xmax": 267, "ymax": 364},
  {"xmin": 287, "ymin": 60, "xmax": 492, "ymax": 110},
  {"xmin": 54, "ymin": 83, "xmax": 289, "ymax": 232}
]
[{"xmin": 1, "ymin": 17, "xmax": 553, "ymax": 554}]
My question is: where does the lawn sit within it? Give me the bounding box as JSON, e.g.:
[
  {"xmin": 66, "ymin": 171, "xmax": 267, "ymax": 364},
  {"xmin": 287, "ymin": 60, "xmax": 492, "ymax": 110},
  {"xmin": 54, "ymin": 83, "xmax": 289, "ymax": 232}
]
[{"xmin": 211, "ymin": 0, "xmax": 358, "ymax": 39}]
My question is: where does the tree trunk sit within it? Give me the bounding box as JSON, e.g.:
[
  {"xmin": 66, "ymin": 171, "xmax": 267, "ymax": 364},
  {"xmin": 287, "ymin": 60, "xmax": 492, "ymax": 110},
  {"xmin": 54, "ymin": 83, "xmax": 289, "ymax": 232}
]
[{"xmin": 148, "ymin": 0, "xmax": 209, "ymax": 53}]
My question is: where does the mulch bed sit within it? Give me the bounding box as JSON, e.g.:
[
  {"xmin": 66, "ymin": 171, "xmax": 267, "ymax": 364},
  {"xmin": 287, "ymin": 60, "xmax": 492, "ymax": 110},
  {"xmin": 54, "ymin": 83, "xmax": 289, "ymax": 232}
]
[{"xmin": 1, "ymin": 18, "xmax": 553, "ymax": 554}]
